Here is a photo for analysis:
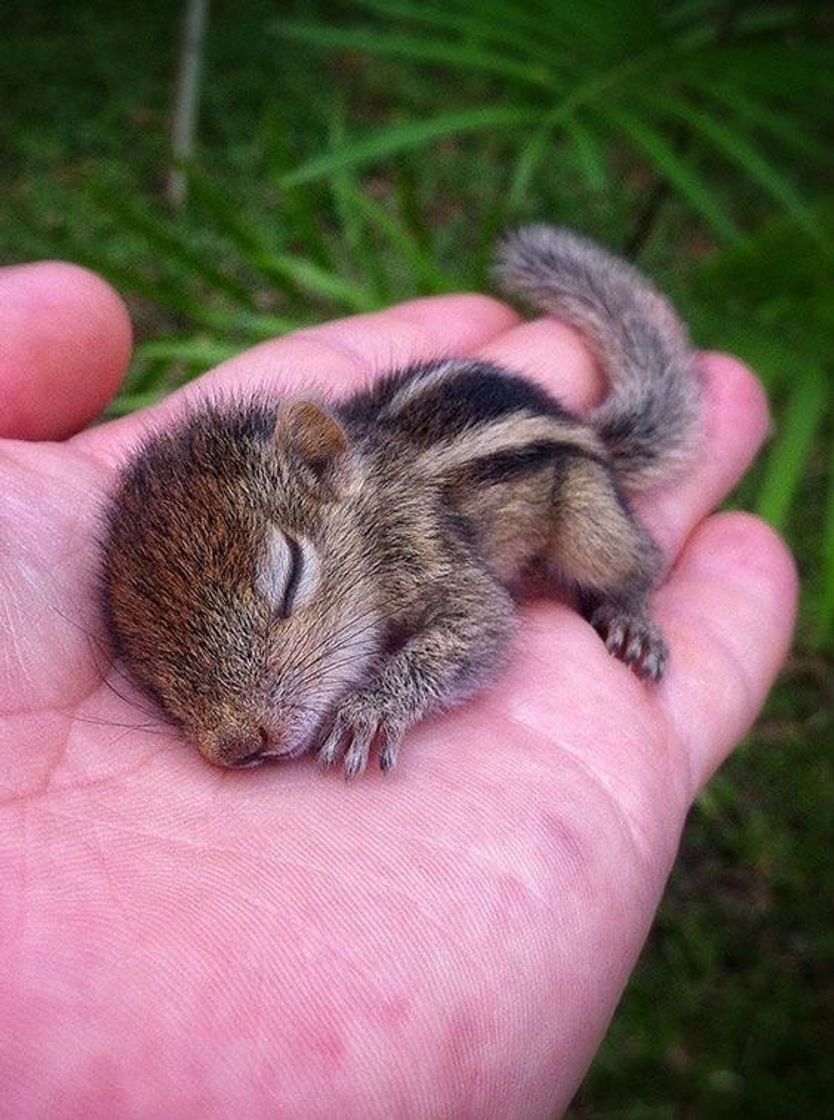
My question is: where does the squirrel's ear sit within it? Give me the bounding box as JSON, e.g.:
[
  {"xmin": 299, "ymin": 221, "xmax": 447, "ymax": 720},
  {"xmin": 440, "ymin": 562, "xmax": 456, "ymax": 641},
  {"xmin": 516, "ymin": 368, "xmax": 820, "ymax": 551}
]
[{"xmin": 275, "ymin": 401, "xmax": 350, "ymax": 491}]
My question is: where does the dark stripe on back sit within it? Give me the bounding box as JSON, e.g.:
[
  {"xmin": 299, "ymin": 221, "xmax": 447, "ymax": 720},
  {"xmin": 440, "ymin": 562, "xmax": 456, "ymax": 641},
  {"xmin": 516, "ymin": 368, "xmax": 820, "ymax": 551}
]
[
  {"xmin": 339, "ymin": 359, "xmax": 569, "ymax": 442},
  {"xmin": 450, "ymin": 440, "xmax": 603, "ymax": 485}
]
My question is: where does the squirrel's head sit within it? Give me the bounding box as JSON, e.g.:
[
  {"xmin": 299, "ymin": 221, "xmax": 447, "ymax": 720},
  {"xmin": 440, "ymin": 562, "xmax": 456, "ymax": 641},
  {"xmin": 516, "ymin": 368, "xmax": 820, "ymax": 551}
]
[{"xmin": 101, "ymin": 398, "xmax": 382, "ymax": 767}]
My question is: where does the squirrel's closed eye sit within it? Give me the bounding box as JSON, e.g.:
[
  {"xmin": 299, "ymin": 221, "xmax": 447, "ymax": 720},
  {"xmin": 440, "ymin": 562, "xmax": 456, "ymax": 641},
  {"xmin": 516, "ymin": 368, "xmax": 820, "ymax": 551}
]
[{"xmin": 256, "ymin": 528, "xmax": 319, "ymax": 617}]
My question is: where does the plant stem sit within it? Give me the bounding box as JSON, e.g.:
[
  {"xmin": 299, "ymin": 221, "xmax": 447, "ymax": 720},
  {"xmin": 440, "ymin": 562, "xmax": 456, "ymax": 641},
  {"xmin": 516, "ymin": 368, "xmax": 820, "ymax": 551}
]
[{"xmin": 168, "ymin": 0, "xmax": 210, "ymax": 211}]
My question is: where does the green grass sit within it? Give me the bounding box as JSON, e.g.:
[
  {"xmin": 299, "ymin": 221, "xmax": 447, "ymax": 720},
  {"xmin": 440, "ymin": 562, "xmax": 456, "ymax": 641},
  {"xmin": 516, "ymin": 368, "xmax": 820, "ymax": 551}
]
[{"xmin": 4, "ymin": 2, "xmax": 833, "ymax": 1114}]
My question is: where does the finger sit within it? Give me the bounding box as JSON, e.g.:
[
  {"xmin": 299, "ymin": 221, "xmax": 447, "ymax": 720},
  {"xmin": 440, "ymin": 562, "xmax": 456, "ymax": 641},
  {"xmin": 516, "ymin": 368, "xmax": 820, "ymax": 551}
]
[
  {"xmin": 0, "ymin": 262, "xmax": 132, "ymax": 441},
  {"xmin": 475, "ymin": 319, "xmax": 770, "ymax": 560},
  {"xmin": 78, "ymin": 293, "xmax": 519, "ymax": 462},
  {"xmin": 476, "ymin": 317, "xmax": 604, "ymax": 411},
  {"xmin": 634, "ymin": 353, "xmax": 770, "ymax": 558},
  {"xmin": 655, "ymin": 512, "xmax": 798, "ymax": 796},
  {"xmin": 196, "ymin": 293, "xmax": 521, "ymax": 395},
  {"xmin": 292, "ymin": 293, "xmax": 521, "ymax": 377}
]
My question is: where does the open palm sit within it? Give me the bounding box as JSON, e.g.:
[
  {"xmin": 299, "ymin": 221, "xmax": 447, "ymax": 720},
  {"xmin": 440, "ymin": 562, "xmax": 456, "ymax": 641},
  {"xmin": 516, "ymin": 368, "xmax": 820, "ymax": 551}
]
[{"xmin": 1, "ymin": 263, "xmax": 795, "ymax": 1118}]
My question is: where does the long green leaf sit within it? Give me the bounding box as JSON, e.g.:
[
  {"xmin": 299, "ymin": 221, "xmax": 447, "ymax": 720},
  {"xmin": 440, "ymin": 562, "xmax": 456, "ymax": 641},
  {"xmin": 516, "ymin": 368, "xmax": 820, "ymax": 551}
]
[
  {"xmin": 251, "ymin": 252, "xmax": 378, "ymax": 312},
  {"xmin": 266, "ymin": 105, "xmax": 334, "ymax": 270},
  {"xmin": 273, "ymin": 21, "xmax": 557, "ymax": 90},
  {"xmin": 279, "ymin": 107, "xmax": 543, "ymax": 188},
  {"xmin": 108, "ymin": 390, "xmax": 173, "ymax": 416},
  {"xmin": 71, "ymin": 256, "xmax": 248, "ymax": 334},
  {"xmin": 85, "ymin": 256, "xmax": 308, "ymax": 340},
  {"xmin": 508, "ymin": 122, "xmax": 555, "ymax": 210},
  {"xmin": 688, "ymin": 200, "xmax": 834, "ymax": 311},
  {"xmin": 562, "ymin": 114, "xmax": 609, "ymax": 194},
  {"xmin": 654, "ymin": 95, "xmax": 826, "ymax": 245},
  {"xmin": 687, "ymin": 44, "xmax": 834, "ymax": 101},
  {"xmin": 135, "ymin": 338, "xmax": 242, "ymax": 366},
  {"xmin": 340, "ymin": 185, "xmax": 452, "ymax": 294},
  {"xmin": 347, "ymin": 0, "xmax": 576, "ymax": 74},
  {"xmin": 236, "ymin": 313, "xmax": 316, "ymax": 340},
  {"xmin": 184, "ymin": 169, "xmax": 329, "ymax": 318},
  {"xmin": 327, "ymin": 106, "xmax": 393, "ymax": 303},
  {"xmin": 186, "ymin": 169, "xmax": 267, "ymax": 257},
  {"xmin": 327, "ymin": 106, "xmax": 366, "ymax": 263},
  {"xmin": 452, "ymin": 0, "xmax": 611, "ymax": 52},
  {"xmin": 590, "ymin": 102, "xmax": 741, "ymax": 243},
  {"xmin": 756, "ymin": 366, "xmax": 827, "ymax": 530},
  {"xmin": 393, "ymin": 158, "xmax": 433, "ymax": 254},
  {"xmin": 691, "ymin": 80, "xmax": 834, "ymax": 167},
  {"xmin": 471, "ymin": 190, "xmax": 514, "ymax": 288},
  {"xmin": 92, "ymin": 190, "xmax": 259, "ymax": 310}
]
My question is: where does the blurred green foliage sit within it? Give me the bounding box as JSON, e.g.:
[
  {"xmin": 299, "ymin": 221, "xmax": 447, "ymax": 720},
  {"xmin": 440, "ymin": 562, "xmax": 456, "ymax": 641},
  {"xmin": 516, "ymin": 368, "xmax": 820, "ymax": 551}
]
[{"xmin": 3, "ymin": 1, "xmax": 832, "ymax": 1113}]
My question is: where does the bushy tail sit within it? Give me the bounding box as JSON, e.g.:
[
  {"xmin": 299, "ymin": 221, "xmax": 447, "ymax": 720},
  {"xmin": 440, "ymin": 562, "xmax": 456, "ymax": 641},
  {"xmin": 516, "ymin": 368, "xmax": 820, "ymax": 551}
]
[{"xmin": 493, "ymin": 226, "xmax": 702, "ymax": 490}]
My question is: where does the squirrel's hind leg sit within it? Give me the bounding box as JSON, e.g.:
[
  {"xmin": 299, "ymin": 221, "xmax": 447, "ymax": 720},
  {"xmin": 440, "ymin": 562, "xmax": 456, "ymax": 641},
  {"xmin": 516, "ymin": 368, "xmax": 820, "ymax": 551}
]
[{"xmin": 546, "ymin": 457, "xmax": 668, "ymax": 681}]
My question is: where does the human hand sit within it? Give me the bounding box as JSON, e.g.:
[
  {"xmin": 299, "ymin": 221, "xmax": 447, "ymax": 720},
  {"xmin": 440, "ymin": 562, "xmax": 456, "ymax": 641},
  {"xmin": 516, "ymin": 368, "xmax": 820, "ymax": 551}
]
[{"xmin": 0, "ymin": 262, "xmax": 795, "ymax": 1117}]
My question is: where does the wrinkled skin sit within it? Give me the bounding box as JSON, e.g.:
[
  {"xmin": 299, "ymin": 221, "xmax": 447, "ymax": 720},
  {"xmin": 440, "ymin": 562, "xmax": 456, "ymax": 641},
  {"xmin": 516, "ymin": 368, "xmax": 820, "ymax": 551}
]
[{"xmin": 0, "ymin": 262, "xmax": 796, "ymax": 1118}]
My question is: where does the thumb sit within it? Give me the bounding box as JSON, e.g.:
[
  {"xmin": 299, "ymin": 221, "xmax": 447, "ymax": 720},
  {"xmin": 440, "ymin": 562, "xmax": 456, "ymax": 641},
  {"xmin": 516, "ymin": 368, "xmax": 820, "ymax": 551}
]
[{"xmin": 0, "ymin": 261, "xmax": 132, "ymax": 440}]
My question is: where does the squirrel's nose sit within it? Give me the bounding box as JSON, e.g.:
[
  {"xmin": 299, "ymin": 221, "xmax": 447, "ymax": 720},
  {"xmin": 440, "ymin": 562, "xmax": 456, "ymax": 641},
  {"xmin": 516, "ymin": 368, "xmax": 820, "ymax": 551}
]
[{"xmin": 216, "ymin": 727, "xmax": 272, "ymax": 768}]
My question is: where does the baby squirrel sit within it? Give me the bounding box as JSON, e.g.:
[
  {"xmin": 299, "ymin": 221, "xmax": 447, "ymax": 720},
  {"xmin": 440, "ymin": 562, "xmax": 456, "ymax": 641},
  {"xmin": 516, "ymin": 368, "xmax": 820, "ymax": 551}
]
[{"xmin": 102, "ymin": 227, "xmax": 701, "ymax": 776}]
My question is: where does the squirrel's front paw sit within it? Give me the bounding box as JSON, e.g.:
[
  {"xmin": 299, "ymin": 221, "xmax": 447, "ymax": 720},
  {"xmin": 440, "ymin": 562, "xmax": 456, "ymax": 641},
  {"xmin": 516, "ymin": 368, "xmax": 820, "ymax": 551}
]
[
  {"xmin": 317, "ymin": 693, "xmax": 405, "ymax": 778},
  {"xmin": 590, "ymin": 603, "xmax": 669, "ymax": 682}
]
